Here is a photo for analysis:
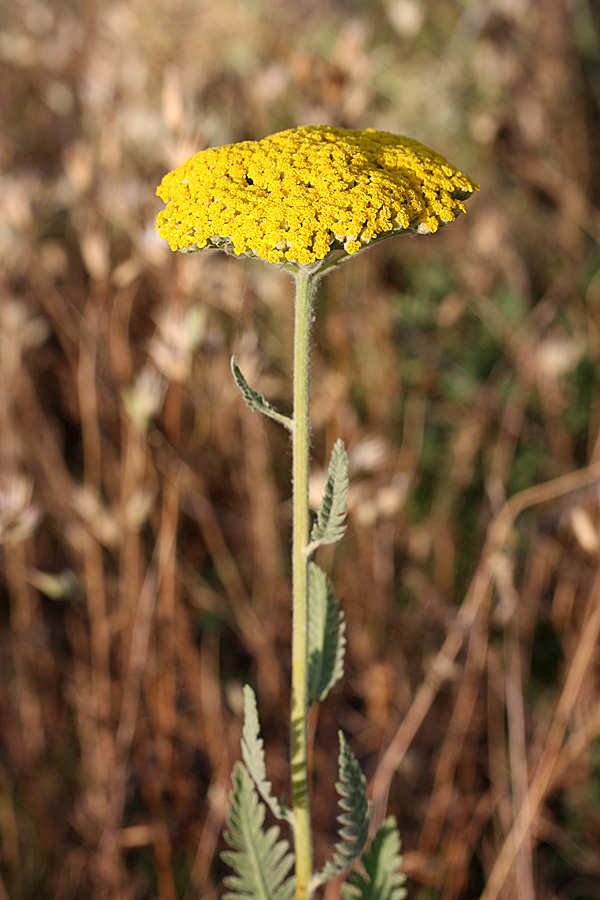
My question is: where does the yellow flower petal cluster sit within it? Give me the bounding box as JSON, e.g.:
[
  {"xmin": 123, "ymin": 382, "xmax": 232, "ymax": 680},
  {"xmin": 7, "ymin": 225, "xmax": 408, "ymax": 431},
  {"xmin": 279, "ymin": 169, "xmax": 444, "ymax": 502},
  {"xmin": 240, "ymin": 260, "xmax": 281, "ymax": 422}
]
[{"xmin": 156, "ymin": 126, "xmax": 479, "ymax": 266}]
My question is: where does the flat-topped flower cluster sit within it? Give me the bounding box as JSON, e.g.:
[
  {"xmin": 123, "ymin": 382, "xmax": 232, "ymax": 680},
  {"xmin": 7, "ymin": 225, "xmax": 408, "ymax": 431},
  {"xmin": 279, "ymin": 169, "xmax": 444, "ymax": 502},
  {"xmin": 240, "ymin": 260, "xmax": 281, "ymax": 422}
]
[{"xmin": 156, "ymin": 126, "xmax": 479, "ymax": 266}]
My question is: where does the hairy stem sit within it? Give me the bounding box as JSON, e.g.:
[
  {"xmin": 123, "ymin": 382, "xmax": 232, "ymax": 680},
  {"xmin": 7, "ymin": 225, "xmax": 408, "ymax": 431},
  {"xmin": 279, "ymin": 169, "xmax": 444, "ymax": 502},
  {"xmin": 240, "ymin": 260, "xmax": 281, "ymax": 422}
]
[{"xmin": 290, "ymin": 270, "xmax": 317, "ymax": 900}]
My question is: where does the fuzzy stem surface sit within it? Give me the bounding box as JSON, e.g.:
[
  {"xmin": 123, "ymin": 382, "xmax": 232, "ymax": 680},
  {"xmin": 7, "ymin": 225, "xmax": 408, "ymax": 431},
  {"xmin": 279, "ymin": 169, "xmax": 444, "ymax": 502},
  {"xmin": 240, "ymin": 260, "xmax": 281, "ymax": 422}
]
[{"xmin": 290, "ymin": 270, "xmax": 317, "ymax": 900}]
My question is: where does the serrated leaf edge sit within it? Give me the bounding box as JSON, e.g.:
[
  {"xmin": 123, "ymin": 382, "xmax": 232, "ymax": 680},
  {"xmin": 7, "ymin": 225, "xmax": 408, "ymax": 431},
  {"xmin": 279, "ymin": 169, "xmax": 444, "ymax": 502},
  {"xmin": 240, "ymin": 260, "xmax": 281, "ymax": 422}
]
[
  {"xmin": 231, "ymin": 357, "xmax": 293, "ymax": 431},
  {"xmin": 241, "ymin": 685, "xmax": 291, "ymax": 822},
  {"xmin": 307, "ymin": 563, "xmax": 346, "ymax": 705},
  {"xmin": 341, "ymin": 817, "xmax": 407, "ymax": 900},
  {"xmin": 222, "ymin": 762, "xmax": 295, "ymax": 900},
  {"xmin": 310, "ymin": 732, "xmax": 371, "ymax": 890},
  {"xmin": 305, "ymin": 439, "xmax": 349, "ymax": 556}
]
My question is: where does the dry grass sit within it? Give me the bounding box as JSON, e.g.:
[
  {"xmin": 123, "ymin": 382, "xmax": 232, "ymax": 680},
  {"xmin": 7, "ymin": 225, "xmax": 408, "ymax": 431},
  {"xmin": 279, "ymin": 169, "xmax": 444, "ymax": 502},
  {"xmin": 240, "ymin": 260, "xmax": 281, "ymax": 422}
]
[{"xmin": 2, "ymin": 0, "xmax": 600, "ymax": 898}]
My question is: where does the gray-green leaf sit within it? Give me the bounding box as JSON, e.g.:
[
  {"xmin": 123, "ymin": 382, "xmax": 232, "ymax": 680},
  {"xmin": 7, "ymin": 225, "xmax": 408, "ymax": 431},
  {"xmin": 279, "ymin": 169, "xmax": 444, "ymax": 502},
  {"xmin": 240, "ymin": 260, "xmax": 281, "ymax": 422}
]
[
  {"xmin": 306, "ymin": 439, "xmax": 349, "ymax": 555},
  {"xmin": 310, "ymin": 732, "xmax": 371, "ymax": 890},
  {"xmin": 222, "ymin": 762, "xmax": 295, "ymax": 900},
  {"xmin": 231, "ymin": 357, "xmax": 293, "ymax": 431},
  {"xmin": 307, "ymin": 563, "xmax": 346, "ymax": 705},
  {"xmin": 342, "ymin": 817, "xmax": 407, "ymax": 900},
  {"xmin": 242, "ymin": 685, "xmax": 290, "ymax": 822}
]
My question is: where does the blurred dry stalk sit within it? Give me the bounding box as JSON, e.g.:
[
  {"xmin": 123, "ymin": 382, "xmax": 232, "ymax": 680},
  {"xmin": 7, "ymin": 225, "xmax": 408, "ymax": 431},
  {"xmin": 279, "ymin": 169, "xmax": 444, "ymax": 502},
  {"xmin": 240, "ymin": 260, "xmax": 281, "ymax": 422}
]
[{"xmin": 2, "ymin": 0, "xmax": 600, "ymax": 898}]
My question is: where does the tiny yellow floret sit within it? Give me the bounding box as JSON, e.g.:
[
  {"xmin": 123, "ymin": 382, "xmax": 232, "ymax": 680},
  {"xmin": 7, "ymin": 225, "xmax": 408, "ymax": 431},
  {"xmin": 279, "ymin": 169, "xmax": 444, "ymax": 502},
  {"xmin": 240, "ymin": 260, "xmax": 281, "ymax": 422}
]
[{"xmin": 156, "ymin": 126, "xmax": 479, "ymax": 266}]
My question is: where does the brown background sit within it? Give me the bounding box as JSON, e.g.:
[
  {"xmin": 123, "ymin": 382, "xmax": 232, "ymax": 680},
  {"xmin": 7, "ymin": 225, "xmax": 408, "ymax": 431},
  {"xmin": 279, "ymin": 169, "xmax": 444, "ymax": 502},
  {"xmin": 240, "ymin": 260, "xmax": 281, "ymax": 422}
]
[{"xmin": 1, "ymin": 1, "xmax": 600, "ymax": 898}]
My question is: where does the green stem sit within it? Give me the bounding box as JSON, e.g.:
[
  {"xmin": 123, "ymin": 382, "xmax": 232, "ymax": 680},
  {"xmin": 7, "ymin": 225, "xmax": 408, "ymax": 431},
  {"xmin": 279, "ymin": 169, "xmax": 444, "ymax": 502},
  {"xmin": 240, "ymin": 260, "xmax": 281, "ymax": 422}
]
[{"xmin": 290, "ymin": 270, "xmax": 318, "ymax": 900}]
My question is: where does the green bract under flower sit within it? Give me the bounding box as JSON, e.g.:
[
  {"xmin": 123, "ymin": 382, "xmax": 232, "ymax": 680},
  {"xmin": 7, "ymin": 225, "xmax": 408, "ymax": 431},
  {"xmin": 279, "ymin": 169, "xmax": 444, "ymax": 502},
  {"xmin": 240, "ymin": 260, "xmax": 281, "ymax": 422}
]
[{"xmin": 156, "ymin": 126, "xmax": 479, "ymax": 267}]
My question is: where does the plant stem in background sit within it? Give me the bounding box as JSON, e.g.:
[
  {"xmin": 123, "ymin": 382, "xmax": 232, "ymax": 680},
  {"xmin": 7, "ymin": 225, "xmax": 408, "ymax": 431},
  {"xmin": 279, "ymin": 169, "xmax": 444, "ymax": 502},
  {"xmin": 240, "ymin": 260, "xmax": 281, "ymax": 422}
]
[{"xmin": 290, "ymin": 270, "xmax": 317, "ymax": 900}]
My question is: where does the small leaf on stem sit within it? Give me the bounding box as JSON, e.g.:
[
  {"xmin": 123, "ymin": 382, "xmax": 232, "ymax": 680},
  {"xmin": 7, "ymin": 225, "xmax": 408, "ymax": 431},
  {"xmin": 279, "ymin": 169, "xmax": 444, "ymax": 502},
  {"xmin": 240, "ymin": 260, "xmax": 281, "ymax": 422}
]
[
  {"xmin": 242, "ymin": 685, "xmax": 290, "ymax": 822},
  {"xmin": 222, "ymin": 762, "xmax": 295, "ymax": 900},
  {"xmin": 306, "ymin": 439, "xmax": 349, "ymax": 555},
  {"xmin": 231, "ymin": 357, "xmax": 293, "ymax": 431},
  {"xmin": 307, "ymin": 563, "xmax": 346, "ymax": 705},
  {"xmin": 342, "ymin": 817, "xmax": 407, "ymax": 900},
  {"xmin": 310, "ymin": 732, "xmax": 371, "ymax": 890}
]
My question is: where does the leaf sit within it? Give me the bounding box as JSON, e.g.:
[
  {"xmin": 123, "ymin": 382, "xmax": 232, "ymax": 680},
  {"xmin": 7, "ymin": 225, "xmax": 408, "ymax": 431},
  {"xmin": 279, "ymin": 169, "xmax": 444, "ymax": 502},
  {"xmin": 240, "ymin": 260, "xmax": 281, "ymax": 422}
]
[
  {"xmin": 231, "ymin": 357, "xmax": 293, "ymax": 431},
  {"xmin": 311, "ymin": 732, "xmax": 371, "ymax": 890},
  {"xmin": 241, "ymin": 685, "xmax": 290, "ymax": 822},
  {"xmin": 222, "ymin": 762, "xmax": 295, "ymax": 900},
  {"xmin": 307, "ymin": 563, "xmax": 346, "ymax": 705},
  {"xmin": 342, "ymin": 817, "xmax": 407, "ymax": 900},
  {"xmin": 306, "ymin": 439, "xmax": 349, "ymax": 555}
]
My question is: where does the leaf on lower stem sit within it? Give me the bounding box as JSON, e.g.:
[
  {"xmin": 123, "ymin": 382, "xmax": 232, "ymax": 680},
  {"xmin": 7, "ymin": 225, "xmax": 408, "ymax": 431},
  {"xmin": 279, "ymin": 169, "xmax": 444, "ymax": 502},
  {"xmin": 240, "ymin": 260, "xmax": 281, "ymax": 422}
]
[
  {"xmin": 342, "ymin": 817, "xmax": 407, "ymax": 900},
  {"xmin": 222, "ymin": 762, "xmax": 295, "ymax": 900},
  {"xmin": 242, "ymin": 685, "xmax": 290, "ymax": 822},
  {"xmin": 307, "ymin": 562, "xmax": 346, "ymax": 705},
  {"xmin": 306, "ymin": 439, "xmax": 349, "ymax": 555},
  {"xmin": 310, "ymin": 732, "xmax": 371, "ymax": 890},
  {"xmin": 231, "ymin": 357, "xmax": 293, "ymax": 431}
]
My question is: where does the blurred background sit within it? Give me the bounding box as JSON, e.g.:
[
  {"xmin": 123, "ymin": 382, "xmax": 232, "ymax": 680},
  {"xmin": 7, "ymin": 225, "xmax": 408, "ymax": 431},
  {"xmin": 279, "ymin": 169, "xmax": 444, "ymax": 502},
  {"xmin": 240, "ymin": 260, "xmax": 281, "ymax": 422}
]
[{"xmin": 2, "ymin": 0, "xmax": 600, "ymax": 898}]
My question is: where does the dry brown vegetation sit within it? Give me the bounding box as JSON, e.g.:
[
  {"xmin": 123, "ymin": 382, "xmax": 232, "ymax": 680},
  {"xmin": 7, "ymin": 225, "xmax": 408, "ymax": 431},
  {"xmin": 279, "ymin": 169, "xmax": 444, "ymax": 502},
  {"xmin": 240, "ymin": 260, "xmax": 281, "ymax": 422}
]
[{"xmin": 2, "ymin": 0, "xmax": 600, "ymax": 898}]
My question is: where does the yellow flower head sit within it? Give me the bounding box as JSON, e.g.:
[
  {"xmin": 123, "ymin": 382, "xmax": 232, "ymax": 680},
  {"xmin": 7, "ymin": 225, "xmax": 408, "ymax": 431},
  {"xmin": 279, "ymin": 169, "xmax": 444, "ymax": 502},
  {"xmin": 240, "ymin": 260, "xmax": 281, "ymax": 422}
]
[{"xmin": 156, "ymin": 126, "xmax": 479, "ymax": 267}]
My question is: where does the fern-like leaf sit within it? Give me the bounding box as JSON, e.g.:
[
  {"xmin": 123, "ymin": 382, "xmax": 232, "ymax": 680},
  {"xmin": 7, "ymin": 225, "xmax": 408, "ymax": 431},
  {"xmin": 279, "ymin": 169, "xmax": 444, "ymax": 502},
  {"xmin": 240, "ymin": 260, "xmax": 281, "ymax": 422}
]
[
  {"xmin": 222, "ymin": 762, "xmax": 295, "ymax": 900},
  {"xmin": 305, "ymin": 439, "xmax": 349, "ymax": 555},
  {"xmin": 342, "ymin": 817, "xmax": 407, "ymax": 900},
  {"xmin": 307, "ymin": 563, "xmax": 346, "ymax": 704},
  {"xmin": 311, "ymin": 732, "xmax": 371, "ymax": 890},
  {"xmin": 231, "ymin": 357, "xmax": 293, "ymax": 431},
  {"xmin": 241, "ymin": 685, "xmax": 290, "ymax": 822}
]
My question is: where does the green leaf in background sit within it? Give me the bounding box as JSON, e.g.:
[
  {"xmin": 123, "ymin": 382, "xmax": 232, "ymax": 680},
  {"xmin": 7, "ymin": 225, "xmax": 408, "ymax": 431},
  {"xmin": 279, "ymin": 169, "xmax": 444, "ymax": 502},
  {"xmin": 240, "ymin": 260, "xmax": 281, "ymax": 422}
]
[
  {"xmin": 306, "ymin": 439, "xmax": 349, "ymax": 555},
  {"xmin": 241, "ymin": 685, "xmax": 290, "ymax": 822},
  {"xmin": 310, "ymin": 732, "xmax": 371, "ymax": 890},
  {"xmin": 307, "ymin": 562, "xmax": 346, "ymax": 705},
  {"xmin": 231, "ymin": 357, "xmax": 293, "ymax": 431},
  {"xmin": 342, "ymin": 817, "xmax": 407, "ymax": 900},
  {"xmin": 222, "ymin": 762, "xmax": 295, "ymax": 900}
]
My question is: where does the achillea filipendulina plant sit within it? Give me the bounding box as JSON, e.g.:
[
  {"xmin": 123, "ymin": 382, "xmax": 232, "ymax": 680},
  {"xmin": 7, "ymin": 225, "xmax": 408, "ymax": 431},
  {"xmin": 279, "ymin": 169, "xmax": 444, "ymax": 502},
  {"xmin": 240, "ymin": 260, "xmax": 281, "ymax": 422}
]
[{"xmin": 156, "ymin": 125, "xmax": 478, "ymax": 900}]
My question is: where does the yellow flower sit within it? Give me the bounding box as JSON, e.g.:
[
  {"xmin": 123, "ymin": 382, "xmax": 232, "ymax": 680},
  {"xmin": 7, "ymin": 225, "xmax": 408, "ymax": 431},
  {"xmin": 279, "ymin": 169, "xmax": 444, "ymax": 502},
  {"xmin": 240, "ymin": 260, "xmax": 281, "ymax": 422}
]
[{"xmin": 156, "ymin": 126, "xmax": 479, "ymax": 267}]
